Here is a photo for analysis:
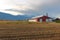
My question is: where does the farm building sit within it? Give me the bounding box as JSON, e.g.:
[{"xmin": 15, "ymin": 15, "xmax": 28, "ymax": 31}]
[{"xmin": 28, "ymin": 15, "xmax": 53, "ymax": 22}]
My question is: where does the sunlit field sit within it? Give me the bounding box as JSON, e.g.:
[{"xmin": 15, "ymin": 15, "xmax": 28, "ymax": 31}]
[{"xmin": 0, "ymin": 21, "xmax": 60, "ymax": 40}]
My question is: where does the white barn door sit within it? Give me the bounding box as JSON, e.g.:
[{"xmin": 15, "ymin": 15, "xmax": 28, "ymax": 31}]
[
  {"xmin": 49, "ymin": 19, "xmax": 52, "ymax": 22},
  {"xmin": 40, "ymin": 19, "xmax": 42, "ymax": 22},
  {"xmin": 46, "ymin": 19, "xmax": 49, "ymax": 22}
]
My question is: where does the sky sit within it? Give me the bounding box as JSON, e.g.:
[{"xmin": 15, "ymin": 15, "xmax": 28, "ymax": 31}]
[{"xmin": 0, "ymin": 0, "xmax": 60, "ymax": 18}]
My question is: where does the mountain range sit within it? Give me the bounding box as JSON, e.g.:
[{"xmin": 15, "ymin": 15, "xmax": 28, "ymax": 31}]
[
  {"xmin": 0, "ymin": 12, "xmax": 32, "ymax": 20},
  {"xmin": 0, "ymin": 12, "xmax": 58, "ymax": 20}
]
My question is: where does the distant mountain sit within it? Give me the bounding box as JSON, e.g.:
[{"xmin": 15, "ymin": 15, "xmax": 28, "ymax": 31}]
[{"xmin": 0, "ymin": 12, "xmax": 31, "ymax": 20}]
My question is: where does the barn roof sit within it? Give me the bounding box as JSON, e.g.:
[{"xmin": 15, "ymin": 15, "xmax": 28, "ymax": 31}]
[
  {"xmin": 39, "ymin": 16, "xmax": 52, "ymax": 19},
  {"xmin": 32, "ymin": 15, "xmax": 43, "ymax": 19},
  {"xmin": 32, "ymin": 15, "xmax": 52, "ymax": 19}
]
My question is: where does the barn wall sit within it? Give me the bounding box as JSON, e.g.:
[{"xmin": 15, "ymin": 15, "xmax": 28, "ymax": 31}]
[
  {"xmin": 39, "ymin": 19, "xmax": 52, "ymax": 22},
  {"xmin": 28, "ymin": 19, "xmax": 37, "ymax": 22}
]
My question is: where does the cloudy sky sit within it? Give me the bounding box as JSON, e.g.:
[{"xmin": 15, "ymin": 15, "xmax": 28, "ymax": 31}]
[{"xmin": 0, "ymin": 0, "xmax": 60, "ymax": 17}]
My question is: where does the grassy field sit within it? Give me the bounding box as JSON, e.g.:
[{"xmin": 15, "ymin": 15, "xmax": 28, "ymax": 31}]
[{"xmin": 0, "ymin": 21, "xmax": 60, "ymax": 40}]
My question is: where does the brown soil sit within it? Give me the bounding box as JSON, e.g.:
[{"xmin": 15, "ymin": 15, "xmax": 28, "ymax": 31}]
[{"xmin": 0, "ymin": 21, "xmax": 60, "ymax": 40}]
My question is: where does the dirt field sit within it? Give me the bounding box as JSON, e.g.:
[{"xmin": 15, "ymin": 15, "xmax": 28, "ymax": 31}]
[{"xmin": 0, "ymin": 21, "xmax": 60, "ymax": 40}]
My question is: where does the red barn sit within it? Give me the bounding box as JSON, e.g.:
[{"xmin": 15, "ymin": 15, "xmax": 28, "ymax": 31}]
[{"xmin": 29, "ymin": 15, "xmax": 53, "ymax": 22}]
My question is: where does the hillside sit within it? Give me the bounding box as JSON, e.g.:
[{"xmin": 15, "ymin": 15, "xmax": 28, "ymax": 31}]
[{"xmin": 0, "ymin": 12, "xmax": 31, "ymax": 20}]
